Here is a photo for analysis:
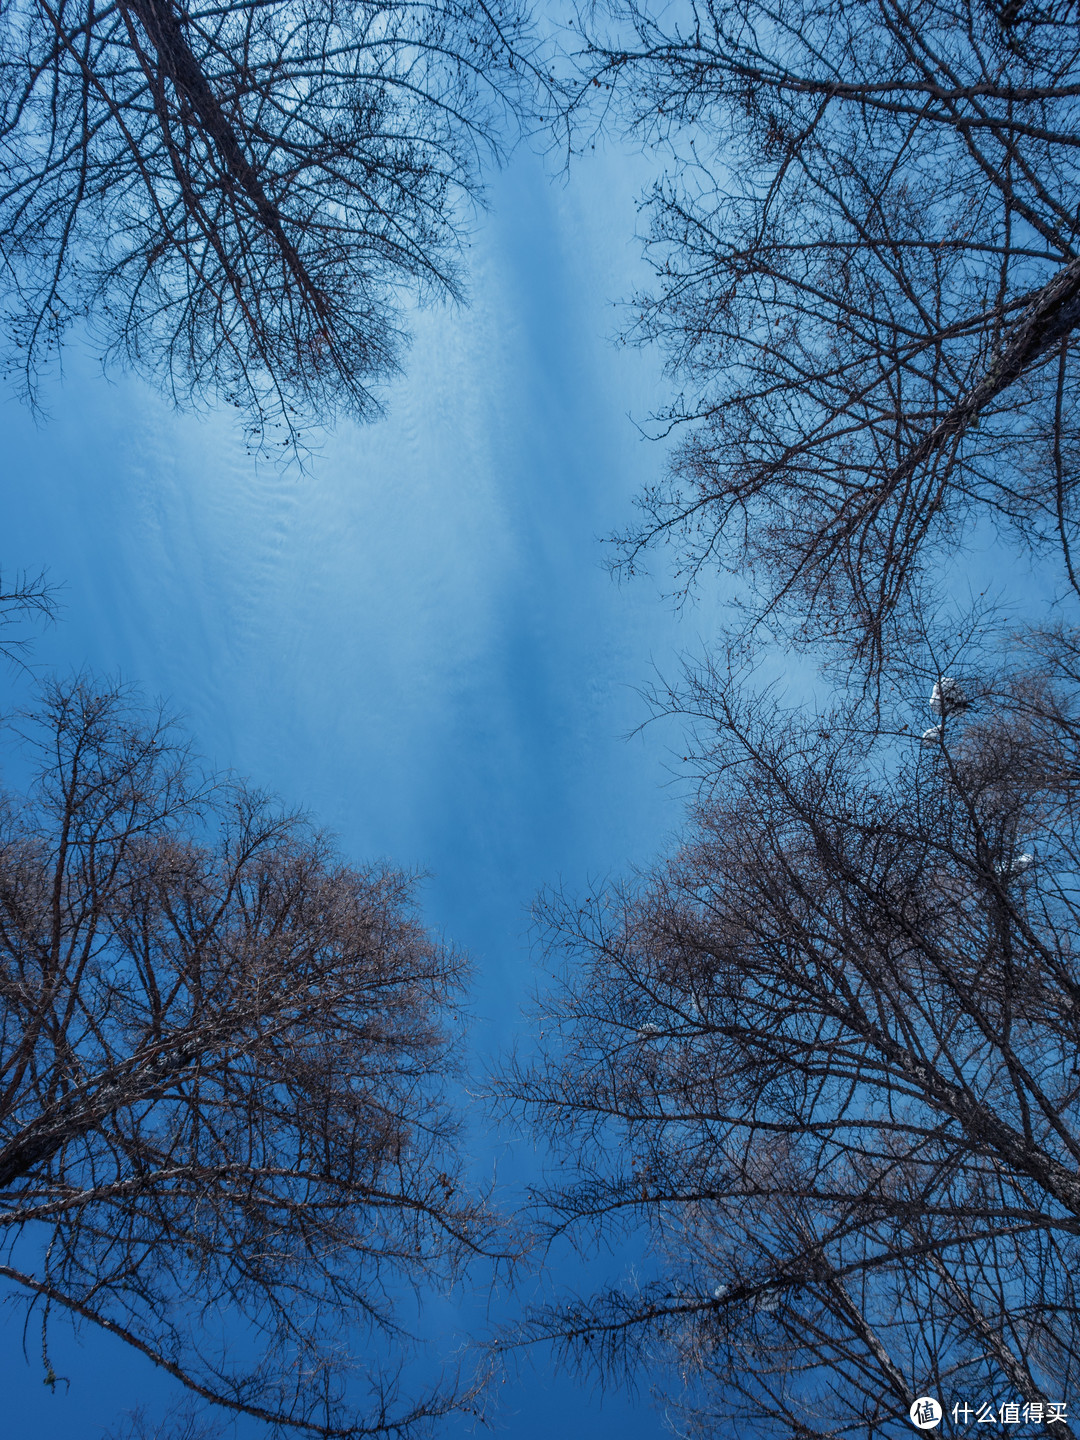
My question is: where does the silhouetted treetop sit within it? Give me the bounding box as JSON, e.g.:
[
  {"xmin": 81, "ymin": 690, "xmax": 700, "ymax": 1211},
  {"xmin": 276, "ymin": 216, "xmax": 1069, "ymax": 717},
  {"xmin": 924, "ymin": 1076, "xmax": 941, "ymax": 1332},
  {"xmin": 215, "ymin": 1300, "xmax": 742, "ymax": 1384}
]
[
  {"xmin": 571, "ymin": 0, "xmax": 1080, "ymax": 666},
  {"xmin": 497, "ymin": 627, "xmax": 1080, "ymax": 1436},
  {"xmin": 0, "ymin": 0, "xmax": 535, "ymax": 446},
  {"xmin": 0, "ymin": 676, "xmax": 497, "ymax": 1436}
]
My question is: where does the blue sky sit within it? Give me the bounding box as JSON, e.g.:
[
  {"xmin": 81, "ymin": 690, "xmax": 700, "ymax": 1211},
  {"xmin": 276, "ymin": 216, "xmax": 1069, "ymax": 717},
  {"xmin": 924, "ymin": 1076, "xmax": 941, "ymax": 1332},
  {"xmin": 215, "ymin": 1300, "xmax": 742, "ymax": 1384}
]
[{"xmin": 0, "ymin": 132, "xmax": 729, "ymax": 1437}]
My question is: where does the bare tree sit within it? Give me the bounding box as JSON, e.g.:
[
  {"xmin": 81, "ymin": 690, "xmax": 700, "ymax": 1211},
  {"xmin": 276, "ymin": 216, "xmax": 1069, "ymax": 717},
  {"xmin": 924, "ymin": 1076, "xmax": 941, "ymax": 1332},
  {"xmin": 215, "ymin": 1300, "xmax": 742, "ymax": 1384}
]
[
  {"xmin": 0, "ymin": 675, "xmax": 498, "ymax": 1436},
  {"xmin": 0, "ymin": 0, "xmax": 536, "ymax": 448},
  {"xmin": 497, "ymin": 631, "xmax": 1080, "ymax": 1436},
  {"xmin": 568, "ymin": 0, "xmax": 1080, "ymax": 667}
]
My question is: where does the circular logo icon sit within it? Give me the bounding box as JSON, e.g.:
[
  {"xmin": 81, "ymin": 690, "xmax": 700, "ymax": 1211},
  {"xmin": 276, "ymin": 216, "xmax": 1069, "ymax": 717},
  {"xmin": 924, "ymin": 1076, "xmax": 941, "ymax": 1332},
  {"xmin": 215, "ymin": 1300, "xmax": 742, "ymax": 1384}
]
[{"xmin": 910, "ymin": 1397, "xmax": 943, "ymax": 1430}]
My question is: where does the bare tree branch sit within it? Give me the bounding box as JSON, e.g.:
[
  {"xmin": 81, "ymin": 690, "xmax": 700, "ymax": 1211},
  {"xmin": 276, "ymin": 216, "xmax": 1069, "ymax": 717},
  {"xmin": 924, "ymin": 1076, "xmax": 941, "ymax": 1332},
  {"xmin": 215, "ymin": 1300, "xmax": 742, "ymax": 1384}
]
[{"xmin": 0, "ymin": 568, "xmax": 56, "ymax": 670}]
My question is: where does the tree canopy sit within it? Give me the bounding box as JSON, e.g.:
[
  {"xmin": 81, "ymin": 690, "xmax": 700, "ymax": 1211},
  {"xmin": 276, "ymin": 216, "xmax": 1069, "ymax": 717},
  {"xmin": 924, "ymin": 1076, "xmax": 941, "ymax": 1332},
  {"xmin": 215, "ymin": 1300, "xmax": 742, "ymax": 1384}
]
[
  {"xmin": 0, "ymin": 677, "xmax": 495, "ymax": 1436},
  {"xmin": 0, "ymin": 0, "xmax": 534, "ymax": 446},
  {"xmin": 500, "ymin": 632, "xmax": 1080, "ymax": 1436},
  {"xmin": 570, "ymin": 0, "xmax": 1080, "ymax": 667}
]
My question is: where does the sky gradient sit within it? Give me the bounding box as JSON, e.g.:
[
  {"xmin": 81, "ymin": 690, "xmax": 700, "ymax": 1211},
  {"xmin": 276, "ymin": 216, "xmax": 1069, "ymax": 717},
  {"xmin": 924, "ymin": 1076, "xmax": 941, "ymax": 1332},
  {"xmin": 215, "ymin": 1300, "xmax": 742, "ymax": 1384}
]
[{"xmin": 0, "ymin": 134, "xmax": 727, "ymax": 1437}]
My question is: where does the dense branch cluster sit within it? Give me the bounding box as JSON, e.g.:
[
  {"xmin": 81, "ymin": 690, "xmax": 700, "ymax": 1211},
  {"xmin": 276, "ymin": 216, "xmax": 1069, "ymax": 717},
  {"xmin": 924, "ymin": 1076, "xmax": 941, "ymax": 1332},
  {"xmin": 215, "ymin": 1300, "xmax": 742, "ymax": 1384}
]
[
  {"xmin": 0, "ymin": 678, "xmax": 492, "ymax": 1436},
  {"xmin": 576, "ymin": 0, "xmax": 1080, "ymax": 664},
  {"xmin": 500, "ymin": 634, "xmax": 1080, "ymax": 1435},
  {"xmin": 0, "ymin": 0, "xmax": 529, "ymax": 444}
]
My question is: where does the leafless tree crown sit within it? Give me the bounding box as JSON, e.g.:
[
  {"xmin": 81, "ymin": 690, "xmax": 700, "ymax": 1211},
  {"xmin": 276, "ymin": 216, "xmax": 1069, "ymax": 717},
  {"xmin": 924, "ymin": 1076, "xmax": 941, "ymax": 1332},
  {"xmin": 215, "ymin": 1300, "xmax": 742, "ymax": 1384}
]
[
  {"xmin": 498, "ymin": 634, "xmax": 1080, "ymax": 1436},
  {"xmin": 0, "ymin": 0, "xmax": 532, "ymax": 446},
  {"xmin": 572, "ymin": 0, "xmax": 1080, "ymax": 666},
  {"xmin": 0, "ymin": 677, "xmax": 495, "ymax": 1436}
]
